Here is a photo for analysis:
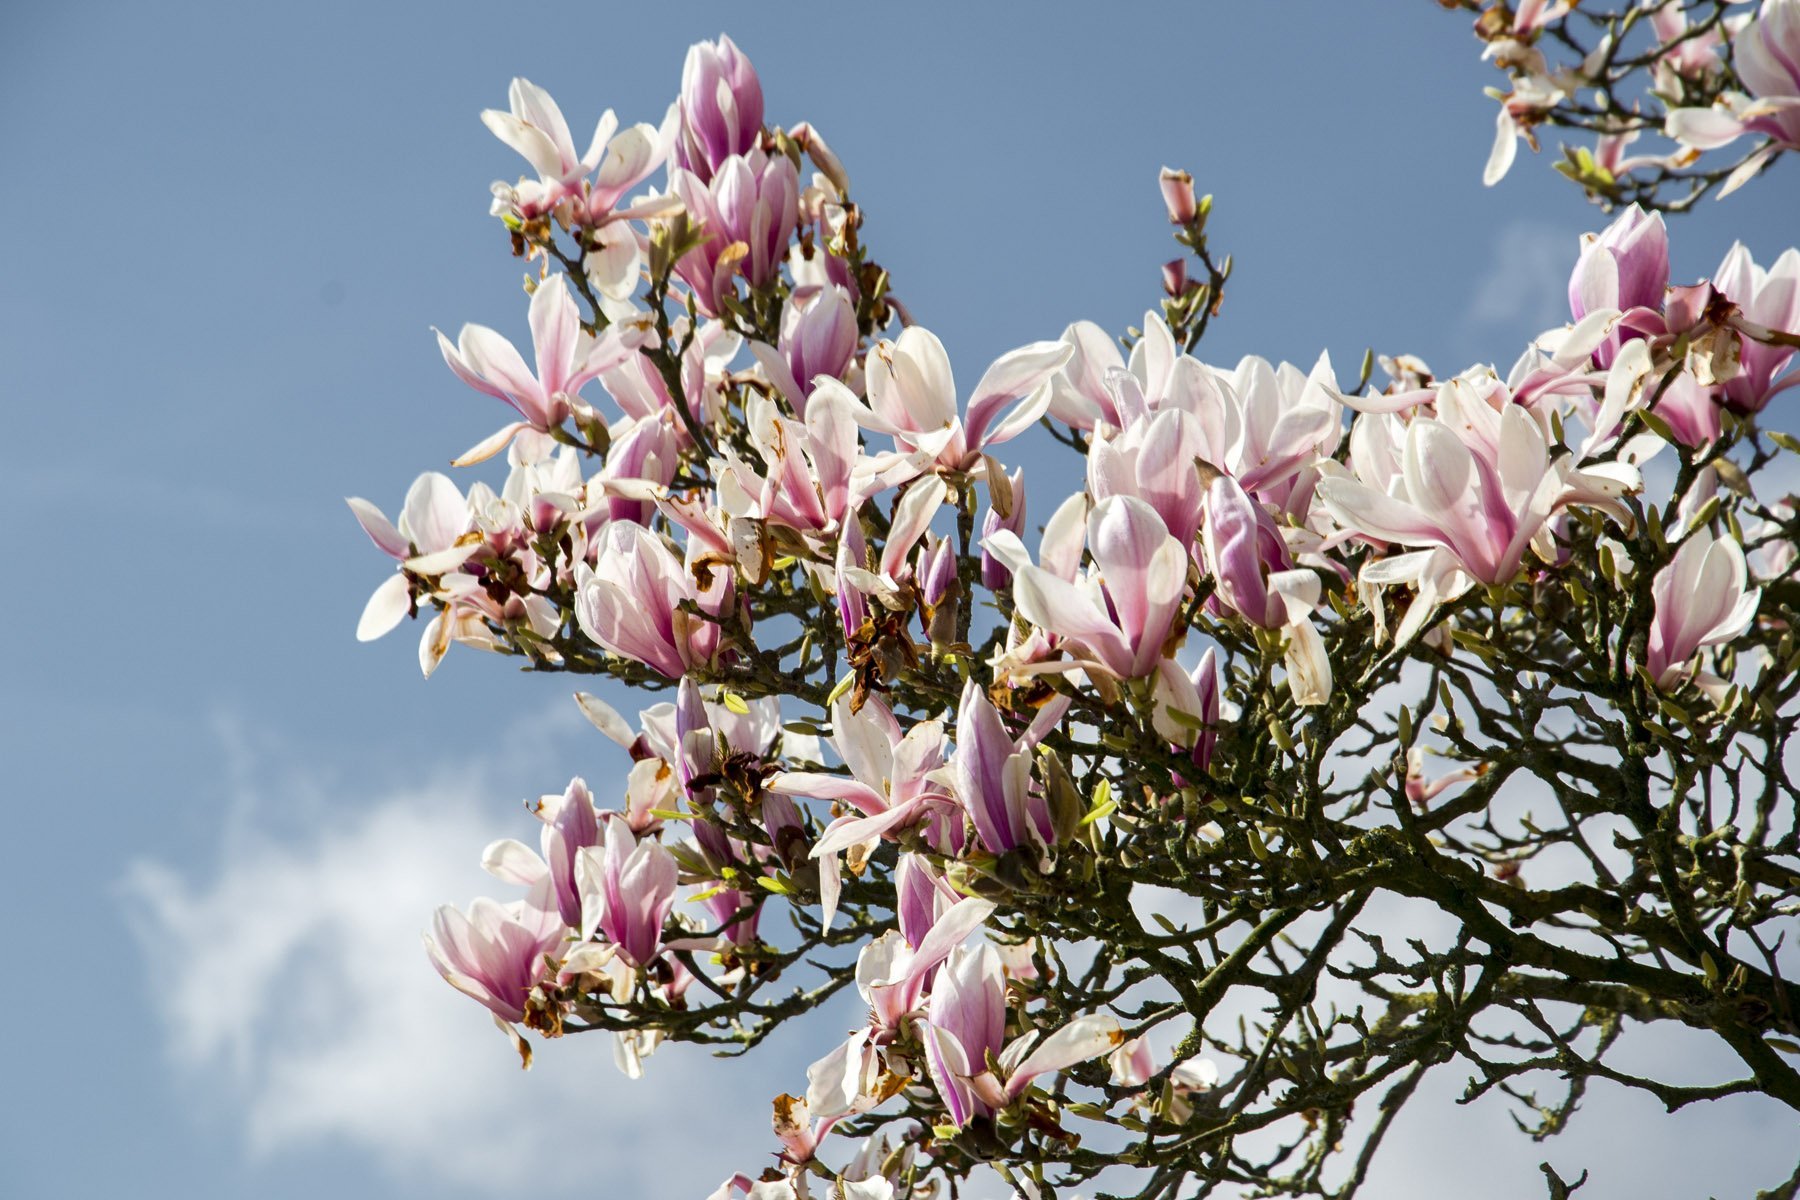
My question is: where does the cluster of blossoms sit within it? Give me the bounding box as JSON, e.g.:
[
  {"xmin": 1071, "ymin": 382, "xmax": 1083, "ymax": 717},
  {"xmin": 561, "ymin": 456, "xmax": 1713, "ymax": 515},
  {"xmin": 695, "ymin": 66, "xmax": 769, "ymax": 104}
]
[
  {"xmin": 355, "ymin": 32, "xmax": 1800, "ymax": 1200},
  {"xmin": 1458, "ymin": 0, "xmax": 1800, "ymax": 206}
]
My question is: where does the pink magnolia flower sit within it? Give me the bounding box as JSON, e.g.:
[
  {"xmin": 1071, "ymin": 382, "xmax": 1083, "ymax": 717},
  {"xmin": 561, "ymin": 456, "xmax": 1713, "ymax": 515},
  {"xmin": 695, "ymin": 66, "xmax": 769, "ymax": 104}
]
[
  {"xmin": 482, "ymin": 78, "xmax": 607, "ymax": 211},
  {"xmin": 435, "ymin": 274, "xmax": 642, "ymax": 463},
  {"xmin": 348, "ymin": 471, "xmax": 476, "ymax": 643},
  {"xmin": 1159, "ymin": 165, "xmax": 1198, "ymax": 224},
  {"xmin": 654, "ymin": 677, "xmax": 782, "ymax": 793},
  {"xmin": 348, "ymin": 472, "xmax": 558, "ymax": 679},
  {"xmin": 1511, "ymin": 0, "xmax": 1572, "ymax": 35},
  {"xmin": 1202, "ymin": 476, "xmax": 1332, "ymax": 705},
  {"xmin": 1213, "ymin": 353, "xmax": 1344, "ymax": 509},
  {"xmin": 1007, "ymin": 496, "xmax": 1188, "ymax": 681},
  {"xmin": 575, "ymin": 814, "xmax": 679, "ymax": 967},
  {"xmin": 771, "ymin": 1091, "xmax": 839, "ymax": 1169},
  {"xmin": 1184, "ymin": 648, "xmax": 1223, "ymax": 773},
  {"xmin": 919, "ymin": 943, "xmax": 1123, "ymax": 1127},
  {"xmin": 673, "ymin": 35, "xmax": 764, "ymax": 183},
  {"xmin": 1048, "ymin": 312, "xmax": 1211, "ymax": 433},
  {"xmin": 1053, "ymin": 316, "xmax": 1341, "ymax": 512},
  {"xmin": 1647, "ymin": 527, "xmax": 1761, "ymax": 689},
  {"xmin": 917, "ymin": 532, "xmax": 957, "ymax": 616},
  {"xmin": 1316, "ymin": 396, "xmax": 1632, "ymax": 587},
  {"xmin": 424, "ymin": 877, "xmax": 565, "ymax": 1024},
  {"xmin": 1652, "ymin": 371, "xmax": 1726, "ymax": 448},
  {"xmin": 1405, "ymin": 747, "xmax": 1485, "ymax": 808},
  {"xmin": 1110, "ymin": 1035, "xmax": 1158, "ymax": 1088},
  {"xmin": 748, "ymin": 283, "xmax": 858, "ymax": 417},
  {"xmin": 1568, "ymin": 205, "xmax": 1668, "ymax": 367},
  {"xmin": 1714, "ymin": 241, "xmax": 1800, "ymax": 413},
  {"xmin": 595, "ymin": 320, "xmax": 731, "ymax": 438},
  {"xmin": 597, "ymin": 416, "xmax": 680, "ymax": 524},
  {"xmin": 1047, "ymin": 319, "xmax": 1129, "ymax": 430},
  {"xmin": 714, "ymin": 390, "xmax": 862, "ymax": 538},
  {"xmin": 1590, "ymin": 125, "xmax": 1679, "ymax": 181},
  {"xmin": 770, "ymin": 694, "xmax": 953, "ymax": 859},
  {"xmin": 481, "ymin": 78, "xmax": 669, "ymax": 226},
  {"xmin": 670, "ymin": 150, "xmax": 799, "ymax": 314},
  {"xmin": 1648, "ymin": 0, "xmax": 1728, "ymax": 93},
  {"xmin": 805, "ymin": 889, "xmax": 996, "ymax": 1119},
  {"xmin": 1088, "ymin": 409, "xmax": 1208, "ymax": 552},
  {"xmin": 480, "ymin": 777, "xmax": 602, "ymax": 928},
  {"xmin": 1202, "ymin": 475, "xmax": 1320, "ymax": 631},
  {"xmin": 953, "ymin": 679, "xmax": 1051, "ymax": 856},
  {"xmin": 574, "ymin": 523, "xmax": 733, "ymax": 677},
  {"xmin": 854, "ymin": 325, "xmax": 1072, "ymax": 476},
  {"xmin": 834, "ymin": 516, "xmax": 872, "ymax": 640}
]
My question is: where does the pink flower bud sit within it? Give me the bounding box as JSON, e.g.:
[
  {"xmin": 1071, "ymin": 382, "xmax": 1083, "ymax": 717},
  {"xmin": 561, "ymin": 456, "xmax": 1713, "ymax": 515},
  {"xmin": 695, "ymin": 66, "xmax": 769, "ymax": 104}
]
[
  {"xmin": 1162, "ymin": 258, "xmax": 1188, "ymax": 297},
  {"xmin": 1159, "ymin": 166, "xmax": 1197, "ymax": 225}
]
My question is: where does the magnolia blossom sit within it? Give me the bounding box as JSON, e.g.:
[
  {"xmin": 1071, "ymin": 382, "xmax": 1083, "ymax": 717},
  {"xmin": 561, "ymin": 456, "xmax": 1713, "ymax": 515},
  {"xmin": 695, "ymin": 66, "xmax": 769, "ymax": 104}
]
[
  {"xmin": 749, "ymin": 284, "xmax": 859, "ymax": 416},
  {"xmin": 920, "ymin": 943, "xmax": 1123, "ymax": 1127},
  {"xmin": 673, "ymin": 34, "xmax": 764, "ymax": 182},
  {"xmin": 576, "ymin": 814, "xmax": 679, "ymax": 967},
  {"xmin": 671, "ymin": 150, "xmax": 800, "ymax": 315},
  {"xmin": 347, "ymin": 471, "xmax": 566, "ymax": 678},
  {"xmin": 1652, "ymin": 372, "xmax": 1726, "ymax": 448},
  {"xmin": 1088, "ymin": 409, "xmax": 1208, "ymax": 551},
  {"xmin": 981, "ymin": 468, "xmax": 1028, "ymax": 589},
  {"xmin": 714, "ymin": 391, "xmax": 861, "ymax": 539},
  {"xmin": 1317, "ymin": 394, "xmax": 1632, "ymax": 588},
  {"xmin": 348, "ymin": 471, "xmax": 473, "ymax": 641},
  {"xmin": 436, "ymin": 275, "xmax": 643, "ymax": 462},
  {"xmin": 574, "ymin": 522, "xmax": 732, "ymax": 676},
  {"xmin": 855, "ymin": 325, "xmax": 1072, "ymax": 475},
  {"xmin": 952, "ymin": 680, "xmax": 1052, "ymax": 856},
  {"xmin": 424, "ymin": 877, "xmax": 564, "ymax": 1025},
  {"xmin": 480, "ymin": 777, "xmax": 601, "ymax": 928},
  {"xmin": 1203, "ymin": 475, "xmax": 1320, "ymax": 631},
  {"xmin": 805, "ymin": 889, "xmax": 997, "ymax": 1119},
  {"xmin": 1569, "ymin": 205, "xmax": 1668, "ymax": 368},
  {"xmin": 770, "ymin": 694, "xmax": 952, "ymax": 859},
  {"xmin": 1106, "ymin": 1037, "xmax": 1220, "ymax": 1121},
  {"xmin": 480, "ymin": 77, "xmax": 671, "ymax": 234},
  {"xmin": 1004, "ymin": 496, "xmax": 1187, "ymax": 681},
  {"xmin": 1055, "ymin": 315, "xmax": 1341, "ymax": 513},
  {"xmin": 1202, "ymin": 476, "xmax": 1332, "ymax": 705},
  {"xmin": 1714, "ymin": 241, "xmax": 1800, "ymax": 413},
  {"xmin": 652, "ymin": 677, "xmax": 783, "ymax": 798},
  {"xmin": 484, "ymin": 79, "xmax": 621, "ymax": 209},
  {"xmin": 1484, "ymin": 72, "xmax": 1566, "ymax": 186},
  {"xmin": 1646, "ymin": 527, "xmax": 1762, "ymax": 689}
]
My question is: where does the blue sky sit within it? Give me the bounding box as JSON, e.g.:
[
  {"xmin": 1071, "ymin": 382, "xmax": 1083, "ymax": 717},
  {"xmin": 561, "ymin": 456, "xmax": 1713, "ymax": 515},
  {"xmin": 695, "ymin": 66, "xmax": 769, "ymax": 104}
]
[{"xmin": 2, "ymin": 3, "xmax": 1795, "ymax": 1198}]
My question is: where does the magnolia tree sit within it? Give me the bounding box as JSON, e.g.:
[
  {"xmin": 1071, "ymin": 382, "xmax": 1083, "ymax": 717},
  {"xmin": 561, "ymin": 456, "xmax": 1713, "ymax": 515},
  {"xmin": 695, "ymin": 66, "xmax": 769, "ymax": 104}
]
[{"xmin": 352, "ymin": 9, "xmax": 1800, "ymax": 1199}]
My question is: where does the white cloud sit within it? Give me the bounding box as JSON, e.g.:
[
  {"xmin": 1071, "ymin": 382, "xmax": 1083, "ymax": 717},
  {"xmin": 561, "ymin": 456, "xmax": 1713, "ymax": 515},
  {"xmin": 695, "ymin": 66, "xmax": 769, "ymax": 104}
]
[{"xmin": 123, "ymin": 711, "xmax": 774, "ymax": 1198}]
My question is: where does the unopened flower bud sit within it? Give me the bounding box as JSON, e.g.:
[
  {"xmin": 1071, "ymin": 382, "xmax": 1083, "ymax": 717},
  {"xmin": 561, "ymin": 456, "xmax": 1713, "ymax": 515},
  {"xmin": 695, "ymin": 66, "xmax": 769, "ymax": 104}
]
[
  {"xmin": 1159, "ymin": 166, "xmax": 1197, "ymax": 225},
  {"xmin": 1162, "ymin": 258, "xmax": 1188, "ymax": 297}
]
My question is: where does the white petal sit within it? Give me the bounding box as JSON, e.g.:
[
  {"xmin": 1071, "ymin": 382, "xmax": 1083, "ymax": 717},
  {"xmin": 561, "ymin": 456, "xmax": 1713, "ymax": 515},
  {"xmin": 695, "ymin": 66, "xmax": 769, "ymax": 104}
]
[
  {"xmin": 573, "ymin": 691, "xmax": 637, "ymax": 748},
  {"xmin": 356, "ymin": 574, "xmax": 411, "ymax": 642},
  {"xmin": 1483, "ymin": 107, "xmax": 1517, "ymax": 187}
]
